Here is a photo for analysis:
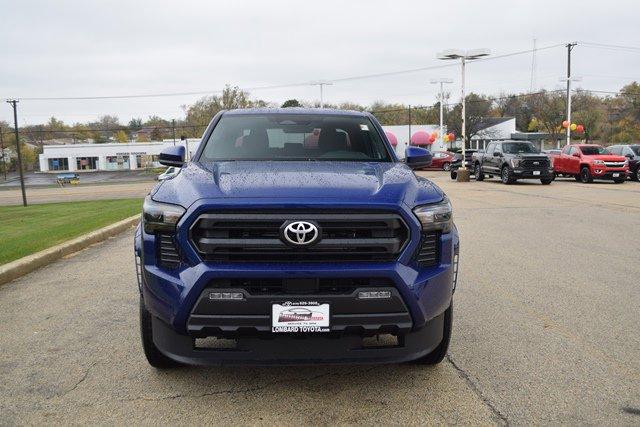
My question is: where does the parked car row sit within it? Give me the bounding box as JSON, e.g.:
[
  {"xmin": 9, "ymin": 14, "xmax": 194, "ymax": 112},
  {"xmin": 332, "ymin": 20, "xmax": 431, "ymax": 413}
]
[{"xmin": 444, "ymin": 142, "xmax": 639, "ymax": 185}]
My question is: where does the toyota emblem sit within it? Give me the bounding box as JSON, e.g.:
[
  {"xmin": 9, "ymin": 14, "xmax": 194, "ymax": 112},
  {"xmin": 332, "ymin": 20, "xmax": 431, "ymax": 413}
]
[{"xmin": 281, "ymin": 221, "xmax": 320, "ymax": 246}]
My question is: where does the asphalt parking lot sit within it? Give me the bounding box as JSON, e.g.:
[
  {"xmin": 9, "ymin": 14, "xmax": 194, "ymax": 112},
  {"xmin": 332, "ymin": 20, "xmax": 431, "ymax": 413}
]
[{"xmin": 1, "ymin": 173, "xmax": 639, "ymax": 424}]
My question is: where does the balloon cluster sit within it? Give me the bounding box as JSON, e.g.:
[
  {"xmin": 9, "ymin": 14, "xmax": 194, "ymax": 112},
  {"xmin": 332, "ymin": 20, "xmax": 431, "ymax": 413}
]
[
  {"xmin": 428, "ymin": 131, "xmax": 456, "ymax": 143},
  {"xmin": 562, "ymin": 121, "xmax": 585, "ymax": 133}
]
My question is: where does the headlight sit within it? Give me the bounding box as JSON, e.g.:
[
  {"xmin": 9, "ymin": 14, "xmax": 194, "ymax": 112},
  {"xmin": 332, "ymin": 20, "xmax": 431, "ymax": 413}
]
[
  {"xmin": 142, "ymin": 195, "xmax": 185, "ymax": 234},
  {"xmin": 510, "ymin": 158, "xmax": 520, "ymax": 168},
  {"xmin": 413, "ymin": 198, "xmax": 453, "ymax": 233},
  {"xmin": 593, "ymin": 159, "xmax": 605, "ymax": 165}
]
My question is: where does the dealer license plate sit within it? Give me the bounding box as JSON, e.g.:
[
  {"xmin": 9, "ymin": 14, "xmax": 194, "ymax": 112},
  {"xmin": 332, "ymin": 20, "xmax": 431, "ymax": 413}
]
[
  {"xmin": 613, "ymin": 173, "xmax": 620, "ymax": 178},
  {"xmin": 272, "ymin": 301, "xmax": 330, "ymax": 333},
  {"xmin": 533, "ymin": 171, "xmax": 541, "ymax": 176}
]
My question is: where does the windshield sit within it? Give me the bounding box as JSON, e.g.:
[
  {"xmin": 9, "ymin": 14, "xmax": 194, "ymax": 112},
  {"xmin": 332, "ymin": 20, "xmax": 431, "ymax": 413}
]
[
  {"xmin": 199, "ymin": 114, "xmax": 392, "ymax": 162},
  {"xmin": 631, "ymin": 146, "xmax": 640, "ymax": 155},
  {"xmin": 502, "ymin": 142, "xmax": 539, "ymax": 154},
  {"xmin": 580, "ymin": 146, "xmax": 610, "ymax": 155}
]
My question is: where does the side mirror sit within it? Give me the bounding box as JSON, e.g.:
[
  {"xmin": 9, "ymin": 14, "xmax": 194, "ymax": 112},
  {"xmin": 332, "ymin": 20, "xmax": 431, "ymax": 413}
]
[
  {"xmin": 493, "ymin": 151, "xmax": 501, "ymax": 157},
  {"xmin": 572, "ymin": 152, "xmax": 581, "ymax": 158},
  {"xmin": 626, "ymin": 153, "xmax": 634, "ymax": 159},
  {"xmin": 405, "ymin": 147, "xmax": 432, "ymax": 170},
  {"xmin": 159, "ymin": 146, "xmax": 185, "ymax": 167}
]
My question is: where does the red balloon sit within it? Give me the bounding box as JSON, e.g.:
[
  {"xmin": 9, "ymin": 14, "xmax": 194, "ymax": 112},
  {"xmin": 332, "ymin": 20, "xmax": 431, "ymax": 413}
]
[
  {"xmin": 410, "ymin": 131, "xmax": 431, "ymax": 146},
  {"xmin": 428, "ymin": 135, "xmax": 436, "ymax": 143},
  {"xmin": 576, "ymin": 125, "xmax": 584, "ymax": 133},
  {"xmin": 562, "ymin": 120, "xmax": 569, "ymax": 128},
  {"xmin": 385, "ymin": 131, "xmax": 398, "ymax": 147},
  {"xmin": 447, "ymin": 132, "xmax": 455, "ymax": 141}
]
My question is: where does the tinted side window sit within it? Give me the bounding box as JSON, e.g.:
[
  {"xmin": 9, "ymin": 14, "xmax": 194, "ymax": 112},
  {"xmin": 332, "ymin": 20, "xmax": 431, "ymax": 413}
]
[
  {"xmin": 562, "ymin": 145, "xmax": 571, "ymax": 155},
  {"xmin": 493, "ymin": 143, "xmax": 502, "ymax": 154},
  {"xmin": 485, "ymin": 143, "xmax": 495, "ymax": 154},
  {"xmin": 609, "ymin": 146, "xmax": 620, "ymax": 155}
]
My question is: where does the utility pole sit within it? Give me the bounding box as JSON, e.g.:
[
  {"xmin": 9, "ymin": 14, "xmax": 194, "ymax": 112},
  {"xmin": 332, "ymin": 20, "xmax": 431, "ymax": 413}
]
[
  {"xmin": 408, "ymin": 105, "xmax": 412, "ymax": 146},
  {"xmin": 7, "ymin": 100, "xmax": 27, "ymax": 206},
  {"xmin": 0, "ymin": 127, "xmax": 6, "ymax": 180},
  {"xmin": 430, "ymin": 79, "xmax": 453, "ymax": 149},
  {"xmin": 565, "ymin": 42, "xmax": 577, "ymax": 146},
  {"xmin": 172, "ymin": 119, "xmax": 176, "ymax": 146},
  {"xmin": 310, "ymin": 80, "xmax": 333, "ymax": 108}
]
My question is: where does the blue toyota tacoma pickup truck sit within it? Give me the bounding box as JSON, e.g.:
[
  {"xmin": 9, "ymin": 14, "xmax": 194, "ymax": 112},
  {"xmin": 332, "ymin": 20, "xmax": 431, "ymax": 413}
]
[{"xmin": 135, "ymin": 108, "xmax": 459, "ymax": 367}]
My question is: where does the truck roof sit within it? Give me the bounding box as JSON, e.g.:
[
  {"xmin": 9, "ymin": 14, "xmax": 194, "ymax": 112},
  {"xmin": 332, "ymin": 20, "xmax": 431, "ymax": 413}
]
[{"xmin": 223, "ymin": 107, "xmax": 370, "ymax": 117}]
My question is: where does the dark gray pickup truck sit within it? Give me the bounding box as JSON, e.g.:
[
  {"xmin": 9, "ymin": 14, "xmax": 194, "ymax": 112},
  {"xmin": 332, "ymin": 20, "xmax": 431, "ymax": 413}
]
[{"xmin": 472, "ymin": 140, "xmax": 554, "ymax": 185}]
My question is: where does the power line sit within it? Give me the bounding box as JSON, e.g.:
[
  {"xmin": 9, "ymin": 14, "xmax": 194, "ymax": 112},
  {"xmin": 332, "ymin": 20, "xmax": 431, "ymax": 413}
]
[
  {"xmin": 6, "ymin": 43, "xmax": 567, "ymax": 101},
  {"xmin": 579, "ymin": 42, "xmax": 640, "ymax": 52}
]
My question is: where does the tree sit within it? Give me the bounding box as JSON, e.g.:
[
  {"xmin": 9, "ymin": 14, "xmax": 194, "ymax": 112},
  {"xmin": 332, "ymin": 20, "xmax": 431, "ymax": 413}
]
[
  {"xmin": 114, "ymin": 130, "xmax": 128, "ymax": 143},
  {"xmin": 150, "ymin": 128, "xmax": 163, "ymax": 141},
  {"xmin": 529, "ymin": 91, "xmax": 565, "ymax": 144},
  {"xmin": 183, "ymin": 85, "xmax": 269, "ymax": 137},
  {"xmin": 572, "ymin": 91, "xmax": 606, "ymax": 142},
  {"xmin": 128, "ymin": 118, "xmax": 143, "ymax": 130},
  {"xmin": 445, "ymin": 93, "xmax": 496, "ymax": 144},
  {"xmin": 281, "ymin": 99, "xmax": 301, "ymax": 108}
]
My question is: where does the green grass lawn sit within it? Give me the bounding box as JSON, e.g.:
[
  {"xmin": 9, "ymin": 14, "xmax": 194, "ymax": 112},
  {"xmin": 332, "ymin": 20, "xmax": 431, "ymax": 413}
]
[{"xmin": 0, "ymin": 198, "xmax": 142, "ymax": 265}]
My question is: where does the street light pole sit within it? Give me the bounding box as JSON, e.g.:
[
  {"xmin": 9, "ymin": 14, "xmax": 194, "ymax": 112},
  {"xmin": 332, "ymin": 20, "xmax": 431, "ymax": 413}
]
[
  {"xmin": 310, "ymin": 80, "xmax": 333, "ymax": 108},
  {"xmin": 430, "ymin": 78, "xmax": 453, "ymax": 149},
  {"xmin": 7, "ymin": 100, "xmax": 27, "ymax": 206},
  {"xmin": 460, "ymin": 57, "xmax": 467, "ymax": 159},
  {"xmin": 437, "ymin": 48, "xmax": 491, "ymax": 180}
]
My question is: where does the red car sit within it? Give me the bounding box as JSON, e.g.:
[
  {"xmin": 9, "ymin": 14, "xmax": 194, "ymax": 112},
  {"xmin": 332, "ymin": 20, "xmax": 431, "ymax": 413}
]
[
  {"xmin": 552, "ymin": 144, "xmax": 628, "ymax": 183},
  {"xmin": 430, "ymin": 151, "xmax": 456, "ymax": 171}
]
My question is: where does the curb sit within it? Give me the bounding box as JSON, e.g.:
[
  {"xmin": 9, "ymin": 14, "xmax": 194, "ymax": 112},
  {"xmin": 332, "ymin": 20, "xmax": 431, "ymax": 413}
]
[{"xmin": 0, "ymin": 215, "xmax": 140, "ymax": 287}]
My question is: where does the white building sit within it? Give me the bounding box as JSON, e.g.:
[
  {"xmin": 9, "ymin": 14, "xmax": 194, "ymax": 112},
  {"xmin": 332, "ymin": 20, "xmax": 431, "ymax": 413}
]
[
  {"xmin": 38, "ymin": 139, "xmax": 200, "ymax": 172},
  {"xmin": 469, "ymin": 117, "xmax": 516, "ymax": 149}
]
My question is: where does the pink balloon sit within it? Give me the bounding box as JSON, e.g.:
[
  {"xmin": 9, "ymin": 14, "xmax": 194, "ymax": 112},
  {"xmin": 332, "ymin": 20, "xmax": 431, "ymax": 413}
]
[
  {"xmin": 385, "ymin": 131, "xmax": 398, "ymax": 147},
  {"xmin": 428, "ymin": 135, "xmax": 436, "ymax": 143},
  {"xmin": 410, "ymin": 131, "xmax": 431, "ymax": 146}
]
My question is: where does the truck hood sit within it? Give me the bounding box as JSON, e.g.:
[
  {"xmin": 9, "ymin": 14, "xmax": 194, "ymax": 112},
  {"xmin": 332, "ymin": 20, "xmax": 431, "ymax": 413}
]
[
  {"xmin": 584, "ymin": 154, "xmax": 626, "ymax": 162},
  {"xmin": 152, "ymin": 161, "xmax": 444, "ymax": 208}
]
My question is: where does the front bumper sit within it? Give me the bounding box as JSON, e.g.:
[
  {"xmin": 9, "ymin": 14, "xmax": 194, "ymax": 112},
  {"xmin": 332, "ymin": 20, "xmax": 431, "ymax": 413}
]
[
  {"xmin": 135, "ymin": 201, "xmax": 459, "ymax": 365},
  {"xmin": 591, "ymin": 168, "xmax": 628, "ymax": 180},
  {"xmin": 151, "ymin": 309, "xmax": 445, "ymax": 365},
  {"xmin": 511, "ymin": 168, "xmax": 554, "ymax": 178}
]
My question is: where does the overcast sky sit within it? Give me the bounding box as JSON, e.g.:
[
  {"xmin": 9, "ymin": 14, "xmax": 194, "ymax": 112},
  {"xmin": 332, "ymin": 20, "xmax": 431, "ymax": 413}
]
[{"xmin": 1, "ymin": 0, "xmax": 639, "ymax": 126}]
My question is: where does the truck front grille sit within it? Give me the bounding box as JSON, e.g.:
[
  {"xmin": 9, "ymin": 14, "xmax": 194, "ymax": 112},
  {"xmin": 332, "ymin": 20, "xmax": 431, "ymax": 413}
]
[
  {"xmin": 189, "ymin": 212, "xmax": 409, "ymax": 262},
  {"xmin": 604, "ymin": 162, "xmax": 625, "ymax": 168},
  {"xmin": 520, "ymin": 158, "xmax": 550, "ymax": 168}
]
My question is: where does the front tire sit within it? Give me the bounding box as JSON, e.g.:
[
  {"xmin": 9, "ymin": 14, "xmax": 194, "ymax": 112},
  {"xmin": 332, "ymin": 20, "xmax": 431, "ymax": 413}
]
[
  {"xmin": 540, "ymin": 178, "xmax": 552, "ymax": 185},
  {"xmin": 580, "ymin": 166, "xmax": 593, "ymax": 183},
  {"xmin": 442, "ymin": 162, "xmax": 451, "ymax": 171},
  {"xmin": 413, "ymin": 303, "xmax": 452, "ymax": 365},
  {"xmin": 474, "ymin": 163, "xmax": 484, "ymax": 181},
  {"xmin": 501, "ymin": 166, "xmax": 515, "ymax": 184},
  {"xmin": 450, "ymin": 170, "xmax": 458, "ymax": 180},
  {"xmin": 613, "ymin": 178, "xmax": 625, "ymax": 184},
  {"xmin": 140, "ymin": 297, "xmax": 182, "ymax": 369}
]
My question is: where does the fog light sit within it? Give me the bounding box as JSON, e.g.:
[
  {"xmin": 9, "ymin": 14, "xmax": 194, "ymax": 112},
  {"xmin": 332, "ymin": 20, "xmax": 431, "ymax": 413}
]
[
  {"xmin": 358, "ymin": 291, "xmax": 391, "ymax": 299},
  {"xmin": 209, "ymin": 292, "xmax": 244, "ymax": 300}
]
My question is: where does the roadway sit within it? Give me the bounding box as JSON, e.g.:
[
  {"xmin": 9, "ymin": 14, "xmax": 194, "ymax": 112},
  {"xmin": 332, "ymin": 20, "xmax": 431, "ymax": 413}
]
[{"xmin": 1, "ymin": 172, "xmax": 639, "ymax": 424}]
